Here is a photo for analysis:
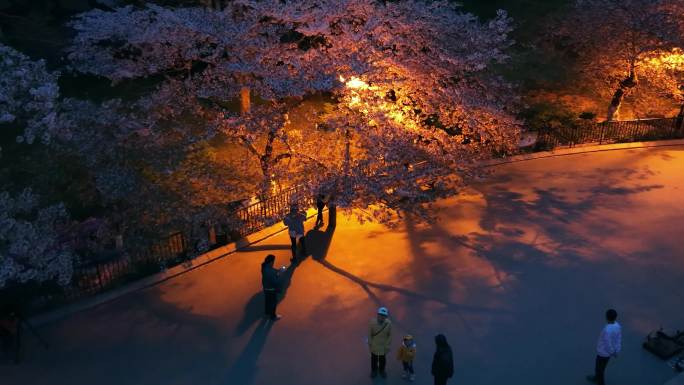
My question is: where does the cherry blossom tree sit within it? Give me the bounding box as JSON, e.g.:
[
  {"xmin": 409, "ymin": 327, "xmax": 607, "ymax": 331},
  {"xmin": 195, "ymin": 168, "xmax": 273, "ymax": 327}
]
[
  {"xmin": 639, "ymin": 48, "xmax": 684, "ymax": 116},
  {"xmin": 0, "ymin": 44, "xmax": 60, "ymax": 155},
  {"xmin": 67, "ymin": 0, "xmax": 520, "ymax": 223},
  {"xmin": 560, "ymin": 0, "xmax": 684, "ymax": 121},
  {"xmin": 269, "ymin": 0, "xmax": 520, "ymax": 220},
  {"xmin": 0, "ymin": 189, "xmax": 75, "ymax": 288},
  {"xmin": 55, "ymin": 97, "xmax": 249, "ymax": 253},
  {"xmin": 0, "ymin": 44, "xmax": 77, "ymax": 289}
]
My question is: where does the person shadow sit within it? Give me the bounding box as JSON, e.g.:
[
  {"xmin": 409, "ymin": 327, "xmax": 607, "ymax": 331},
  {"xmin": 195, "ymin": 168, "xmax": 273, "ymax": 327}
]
[
  {"xmin": 310, "ymin": 202, "xmax": 337, "ymax": 257},
  {"xmin": 222, "ymin": 318, "xmax": 274, "ymax": 385},
  {"xmin": 306, "ymin": 222, "xmax": 336, "ymax": 263},
  {"xmin": 234, "ymin": 292, "xmax": 265, "ymax": 337},
  {"xmin": 225, "ymin": 206, "xmax": 338, "ymax": 384},
  {"xmin": 279, "ymin": 204, "xmax": 337, "ymax": 298},
  {"xmin": 234, "ymin": 258, "xmax": 301, "ymax": 340},
  {"xmin": 235, "ymin": 208, "xmax": 329, "ymax": 338},
  {"xmin": 228, "ymin": 253, "xmax": 302, "ymax": 384}
]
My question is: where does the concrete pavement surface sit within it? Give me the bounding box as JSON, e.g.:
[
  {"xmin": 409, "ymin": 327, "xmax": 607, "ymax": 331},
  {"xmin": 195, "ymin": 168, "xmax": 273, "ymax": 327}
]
[{"xmin": 3, "ymin": 146, "xmax": 684, "ymax": 385}]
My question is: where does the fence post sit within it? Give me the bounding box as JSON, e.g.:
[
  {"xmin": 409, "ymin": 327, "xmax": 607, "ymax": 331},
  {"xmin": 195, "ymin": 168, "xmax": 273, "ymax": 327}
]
[
  {"xmin": 95, "ymin": 263, "xmax": 103, "ymax": 293},
  {"xmin": 208, "ymin": 225, "xmax": 216, "ymax": 246},
  {"xmin": 538, "ymin": 127, "xmax": 549, "ymax": 149}
]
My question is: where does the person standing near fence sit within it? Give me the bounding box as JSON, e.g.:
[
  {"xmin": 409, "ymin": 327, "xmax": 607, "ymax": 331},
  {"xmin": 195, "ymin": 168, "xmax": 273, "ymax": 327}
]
[
  {"xmin": 586, "ymin": 309, "xmax": 621, "ymax": 385},
  {"xmin": 368, "ymin": 307, "xmax": 392, "ymax": 379},
  {"xmin": 315, "ymin": 193, "xmax": 327, "ymax": 228},
  {"xmin": 431, "ymin": 334, "xmax": 454, "ymax": 385},
  {"xmin": 283, "ymin": 206, "xmax": 307, "ymax": 261},
  {"xmin": 261, "ymin": 254, "xmax": 285, "ymax": 321}
]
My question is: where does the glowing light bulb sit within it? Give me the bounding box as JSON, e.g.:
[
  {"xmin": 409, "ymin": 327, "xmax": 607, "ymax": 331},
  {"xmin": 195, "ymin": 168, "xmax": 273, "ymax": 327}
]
[{"xmin": 346, "ymin": 77, "xmax": 368, "ymax": 89}]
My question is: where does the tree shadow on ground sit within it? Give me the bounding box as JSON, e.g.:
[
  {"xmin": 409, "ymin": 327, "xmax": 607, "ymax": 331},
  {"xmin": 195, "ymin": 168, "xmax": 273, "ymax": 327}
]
[
  {"xmin": 403, "ymin": 215, "xmax": 491, "ymax": 333},
  {"xmin": 398, "ymin": 160, "xmax": 672, "ymax": 347},
  {"xmin": 420, "ymin": 161, "xmax": 684, "ymax": 385},
  {"xmin": 309, "ymin": 216, "xmax": 505, "ymax": 319},
  {"xmin": 397, "ymin": 164, "xmax": 665, "ymax": 382},
  {"xmin": 317, "ymin": 257, "xmax": 505, "ymax": 314}
]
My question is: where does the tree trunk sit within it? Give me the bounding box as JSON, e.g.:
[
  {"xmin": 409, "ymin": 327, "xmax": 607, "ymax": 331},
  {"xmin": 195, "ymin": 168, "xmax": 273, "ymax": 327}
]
[
  {"xmin": 240, "ymin": 87, "xmax": 251, "ymax": 115},
  {"xmin": 606, "ymin": 88, "xmax": 624, "ymax": 122},
  {"xmin": 238, "ymin": 86, "xmax": 271, "ymax": 197},
  {"xmin": 606, "ymin": 68, "xmax": 637, "ymax": 121},
  {"xmin": 257, "ymin": 128, "xmax": 278, "ymax": 197},
  {"xmin": 208, "ymin": 225, "xmax": 216, "ymax": 246},
  {"xmin": 259, "ymin": 159, "xmax": 271, "ymax": 196},
  {"xmin": 342, "ymin": 128, "xmax": 352, "ymax": 197}
]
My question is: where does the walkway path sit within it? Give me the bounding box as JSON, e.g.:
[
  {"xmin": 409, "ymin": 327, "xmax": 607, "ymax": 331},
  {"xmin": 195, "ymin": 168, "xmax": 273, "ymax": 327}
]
[{"xmin": 4, "ymin": 146, "xmax": 684, "ymax": 385}]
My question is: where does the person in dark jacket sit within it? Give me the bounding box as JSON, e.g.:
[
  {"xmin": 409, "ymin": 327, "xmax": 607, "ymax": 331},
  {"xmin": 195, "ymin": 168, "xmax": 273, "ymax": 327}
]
[
  {"xmin": 315, "ymin": 193, "xmax": 327, "ymax": 228},
  {"xmin": 283, "ymin": 206, "xmax": 307, "ymax": 261},
  {"xmin": 431, "ymin": 334, "xmax": 454, "ymax": 385},
  {"xmin": 261, "ymin": 254, "xmax": 285, "ymax": 320}
]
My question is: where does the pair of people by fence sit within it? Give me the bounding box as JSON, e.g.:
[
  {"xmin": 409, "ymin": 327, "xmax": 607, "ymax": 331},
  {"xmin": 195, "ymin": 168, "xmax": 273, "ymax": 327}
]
[{"xmin": 283, "ymin": 194, "xmax": 335, "ymax": 262}]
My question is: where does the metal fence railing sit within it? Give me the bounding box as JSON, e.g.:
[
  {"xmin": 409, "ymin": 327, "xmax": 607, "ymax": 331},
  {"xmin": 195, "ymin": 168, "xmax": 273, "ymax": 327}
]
[
  {"xmin": 19, "ymin": 185, "xmax": 315, "ymax": 310},
  {"xmin": 232, "ymin": 184, "xmax": 313, "ymax": 239},
  {"xmin": 30, "ymin": 231, "xmax": 188, "ymax": 307},
  {"xmin": 536, "ymin": 117, "xmax": 683, "ymax": 149}
]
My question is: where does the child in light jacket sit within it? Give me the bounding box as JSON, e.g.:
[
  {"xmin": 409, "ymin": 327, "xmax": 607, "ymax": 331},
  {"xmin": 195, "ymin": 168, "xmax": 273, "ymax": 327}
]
[{"xmin": 397, "ymin": 334, "xmax": 417, "ymax": 381}]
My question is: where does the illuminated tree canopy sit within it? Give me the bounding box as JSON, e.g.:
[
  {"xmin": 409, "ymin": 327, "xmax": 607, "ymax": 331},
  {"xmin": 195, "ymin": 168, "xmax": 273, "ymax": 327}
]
[
  {"xmin": 560, "ymin": 0, "xmax": 684, "ymax": 121},
  {"xmin": 68, "ymin": 0, "xmax": 520, "ymax": 223}
]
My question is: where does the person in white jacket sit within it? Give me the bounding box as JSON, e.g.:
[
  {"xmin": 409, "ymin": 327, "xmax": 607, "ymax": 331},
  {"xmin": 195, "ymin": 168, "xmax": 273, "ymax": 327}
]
[{"xmin": 587, "ymin": 309, "xmax": 622, "ymax": 385}]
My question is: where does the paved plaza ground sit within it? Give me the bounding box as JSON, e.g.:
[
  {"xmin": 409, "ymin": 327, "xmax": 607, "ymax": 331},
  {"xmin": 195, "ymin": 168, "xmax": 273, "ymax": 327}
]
[{"xmin": 4, "ymin": 146, "xmax": 684, "ymax": 385}]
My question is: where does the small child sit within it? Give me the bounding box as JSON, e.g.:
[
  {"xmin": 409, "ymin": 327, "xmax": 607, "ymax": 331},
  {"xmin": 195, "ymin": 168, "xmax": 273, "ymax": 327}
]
[{"xmin": 397, "ymin": 334, "xmax": 416, "ymax": 381}]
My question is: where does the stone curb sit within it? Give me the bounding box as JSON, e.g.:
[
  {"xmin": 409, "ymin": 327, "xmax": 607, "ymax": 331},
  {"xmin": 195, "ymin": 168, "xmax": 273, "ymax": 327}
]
[
  {"xmin": 30, "ymin": 139, "xmax": 684, "ymax": 326},
  {"xmin": 30, "ymin": 207, "xmax": 322, "ymax": 326}
]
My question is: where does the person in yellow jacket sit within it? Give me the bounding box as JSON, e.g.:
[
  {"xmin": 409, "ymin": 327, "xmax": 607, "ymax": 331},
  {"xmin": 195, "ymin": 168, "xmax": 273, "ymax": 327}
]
[
  {"xmin": 397, "ymin": 334, "xmax": 417, "ymax": 381},
  {"xmin": 368, "ymin": 307, "xmax": 392, "ymax": 378}
]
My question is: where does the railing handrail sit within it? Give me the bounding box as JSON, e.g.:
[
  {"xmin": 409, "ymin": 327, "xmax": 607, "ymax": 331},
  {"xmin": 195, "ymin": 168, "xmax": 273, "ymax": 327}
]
[
  {"xmin": 597, "ymin": 117, "xmax": 673, "ymax": 123},
  {"xmin": 534, "ymin": 117, "xmax": 681, "ymax": 150},
  {"xmin": 236, "ymin": 185, "xmax": 301, "ymax": 212}
]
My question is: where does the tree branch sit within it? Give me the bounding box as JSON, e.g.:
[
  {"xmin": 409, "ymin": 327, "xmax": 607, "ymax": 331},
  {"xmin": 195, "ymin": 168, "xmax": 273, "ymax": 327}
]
[
  {"xmin": 273, "ymin": 152, "xmax": 292, "ymax": 164},
  {"xmin": 239, "ymin": 136, "xmax": 260, "ymax": 157},
  {"xmin": 296, "ymin": 153, "xmax": 330, "ymax": 171}
]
